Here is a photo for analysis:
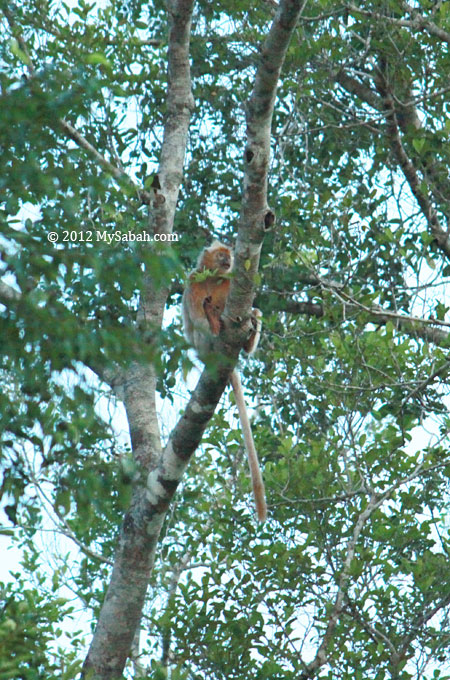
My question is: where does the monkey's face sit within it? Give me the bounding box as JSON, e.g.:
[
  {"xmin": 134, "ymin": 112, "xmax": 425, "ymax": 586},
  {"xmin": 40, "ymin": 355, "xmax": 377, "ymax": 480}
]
[
  {"xmin": 197, "ymin": 242, "xmax": 234, "ymax": 273},
  {"xmin": 214, "ymin": 248, "xmax": 233, "ymax": 272}
]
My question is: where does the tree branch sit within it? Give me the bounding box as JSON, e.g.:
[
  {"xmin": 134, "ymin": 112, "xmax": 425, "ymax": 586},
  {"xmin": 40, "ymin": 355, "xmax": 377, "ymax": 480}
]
[
  {"xmin": 2, "ymin": 7, "xmax": 152, "ymax": 205},
  {"xmin": 301, "ymin": 493, "xmax": 384, "ymax": 677},
  {"xmin": 375, "ymin": 70, "xmax": 450, "ymax": 260},
  {"xmin": 83, "ymin": 6, "xmax": 307, "ymax": 674},
  {"xmin": 337, "ymin": 67, "xmax": 450, "ymax": 227},
  {"xmin": 347, "ymin": 3, "xmax": 450, "ymax": 46},
  {"xmin": 226, "ymin": 0, "xmax": 307, "ymax": 345},
  {"xmin": 30, "ymin": 472, "xmax": 113, "ymax": 566},
  {"xmin": 59, "ymin": 120, "xmax": 152, "ymax": 204},
  {"xmin": 392, "ymin": 85, "xmax": 450, "ymax": 211},
  {"xmin": 300, "ymin": 457, "xmax": 450, "ymax": 677},
  {"xmin": 263, "ymin": 285, "xmax": 450, "ymax": 348},
  {"xmin": 397, "ymin": 589, "xmax": 450, "ymax": 665},
  {"xmin": 149, "ymin": 0, "xmax": 196, "ymax": 239},
  {"xmin": 336, "ymin": 70, "xmax": 380, "ymax": 111},
  {"xmin": 82, "ymin": 1, "xmax": 195, "ymax": 678},
  {"xmin": 401, "ymin": 358, "xmax": 450, "ymax": 406},
  {"xmin": 153, "ymin": 0, "xmax": 309, "ymax": 514}
]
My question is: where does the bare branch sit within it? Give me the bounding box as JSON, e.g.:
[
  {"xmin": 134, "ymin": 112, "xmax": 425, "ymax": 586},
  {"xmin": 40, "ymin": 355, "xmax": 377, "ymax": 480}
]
[
  {"xmin": 2, "ymin": 7, "xmax": 152, "ymax": 206},
  {"xmin": 161, "ymin": 542, "xmax": 203, "ymax": 667},
  {"xmin": 264, "ymin": 285, "xmax": 450, "ymax": 348},
  {"xmin": 59, "ymin": 120, "xmax": 152, "ymax": 204},
  {"xmin": 388, "ymin": 81, "xmax": 450, "ymax": 209},
  {"xmin": 375, "ymin": 71, "xmax": 450, "ymax": 260},
  {"xmin": 130, "ymin": 629, "xmax": 147, "ymax": 680},
  {"xmin": 300, "ymin": 457, "xmax": 450, "ymax": 677},
  {"xmin": 337, "ymin": 69, "xmax": 450, "ymax": 129},
  {"xmin": 27, "ymin": 468, "xmax": 112, "ymax": 566},
  {"xmin": 227, "ymin": 0, "xmax": 307, "ymax": 344},
  {"xmin": 337, "ymin": 66, "xmax": 450, "ymax": 251},
  {"xmin": 347, "ymin": 3, "xmax": 450, "ymax": 46},
  {"xmin": 50, "ymin": 504, "xmax": 114, "ymax": 567},
  {"xmin": 82, "ymin": 2, "xmax": 196, "ymax": 677},
  {"xmin": 336, "ymin": 70, "xmax": 380, "ymax": 111},
  {"xmin": 301, "ymin": 493, "xmax": 384, "ymax": 677},
  {"xmin": 401, "ymin": 358, "xmax": 450, "ymax": 406},
  {"xmin": 333, "ymin": 289, "xmax": 450, "ymax": 332},
  {"xmin": 397, "ymin": 590, "xmax": 450, "ymax": 664},
  {"xmin": 345, "ymin": 601, "xmax": 398, "ymax": 656}
]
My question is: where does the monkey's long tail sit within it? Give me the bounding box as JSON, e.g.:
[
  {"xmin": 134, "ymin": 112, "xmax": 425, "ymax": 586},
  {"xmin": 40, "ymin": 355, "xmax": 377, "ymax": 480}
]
[{"xmin": 230, "ymin": 369, "xmax": 267, "ymax": 522}]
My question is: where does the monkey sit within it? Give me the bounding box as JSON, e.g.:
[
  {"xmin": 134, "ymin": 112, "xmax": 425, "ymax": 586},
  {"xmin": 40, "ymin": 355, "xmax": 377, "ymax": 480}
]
[{"xmin": 182, "ymin": 241, "xmax": 267, "ymax": 522}]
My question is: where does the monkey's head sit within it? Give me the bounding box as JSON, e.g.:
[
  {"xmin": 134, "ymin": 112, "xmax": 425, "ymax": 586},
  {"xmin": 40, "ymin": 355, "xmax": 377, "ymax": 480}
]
[{"xmin": 198, "ymin": 241, "xmax": 234, "ymax": 274}]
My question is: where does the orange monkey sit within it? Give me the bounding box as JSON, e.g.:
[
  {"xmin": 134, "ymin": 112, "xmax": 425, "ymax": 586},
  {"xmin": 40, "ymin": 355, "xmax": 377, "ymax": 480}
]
[{"xmin": 182, "ymin": 242, "xmax": 266, "ymax": 522}]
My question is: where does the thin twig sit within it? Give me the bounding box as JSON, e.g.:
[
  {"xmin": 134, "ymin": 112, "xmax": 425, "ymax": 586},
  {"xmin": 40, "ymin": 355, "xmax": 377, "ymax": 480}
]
[
  {"xmin": 2, "ymin": 7, "xmax": 151, "ymax": 205},
  {"xmin": 347, "ymin": 3, "xmax": 450, "ymax": 45}
]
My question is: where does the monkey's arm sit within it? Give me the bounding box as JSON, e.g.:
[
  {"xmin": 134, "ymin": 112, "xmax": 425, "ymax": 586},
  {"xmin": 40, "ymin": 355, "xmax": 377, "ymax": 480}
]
[{"xmin": 203, "ymin": 296, "xmax": 222, "ymax": 336}]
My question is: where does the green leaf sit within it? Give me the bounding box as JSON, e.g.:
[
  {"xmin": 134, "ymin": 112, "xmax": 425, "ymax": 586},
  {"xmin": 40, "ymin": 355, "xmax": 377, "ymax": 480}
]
[
  {"xmin": 412, "ymin": 137, "xmax": 425, "ymax": 153},
  {"xmin": 9, "ymin": 39, "xmax": 31, "ymax": 66},
  {"xmin": 85, "ymin": 52, "xmax": 111, "ymax": 67}
]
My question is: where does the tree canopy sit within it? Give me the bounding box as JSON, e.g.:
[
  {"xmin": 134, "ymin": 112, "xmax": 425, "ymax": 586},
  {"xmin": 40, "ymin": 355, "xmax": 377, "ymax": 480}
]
[{"xmin": 1, "ymin": 1, "xmax": 450, "ymax": 679}]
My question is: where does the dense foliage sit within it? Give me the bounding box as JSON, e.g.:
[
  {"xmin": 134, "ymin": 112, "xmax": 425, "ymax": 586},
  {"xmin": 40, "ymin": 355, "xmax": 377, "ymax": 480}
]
[{"xmin": 1, "ymin": 0, "xmax": 450, "ymax": 678}]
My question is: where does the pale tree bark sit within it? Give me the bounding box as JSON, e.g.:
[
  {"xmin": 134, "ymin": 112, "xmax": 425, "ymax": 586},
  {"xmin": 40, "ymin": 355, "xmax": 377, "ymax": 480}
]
[
  {"xmin": 227, "ymin": 0, "xmax": 307, "ymax": 329},
  {"xmin": 81, "ymin": 1, "xmax": 307, "ymax": 679},
  {"xmin": 81, "ymin": 1, "xmax": 195, "ymax": 677},
  {"xmin": 1, "ymin": 1, "xmax": 305, "ymax": 676}
]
